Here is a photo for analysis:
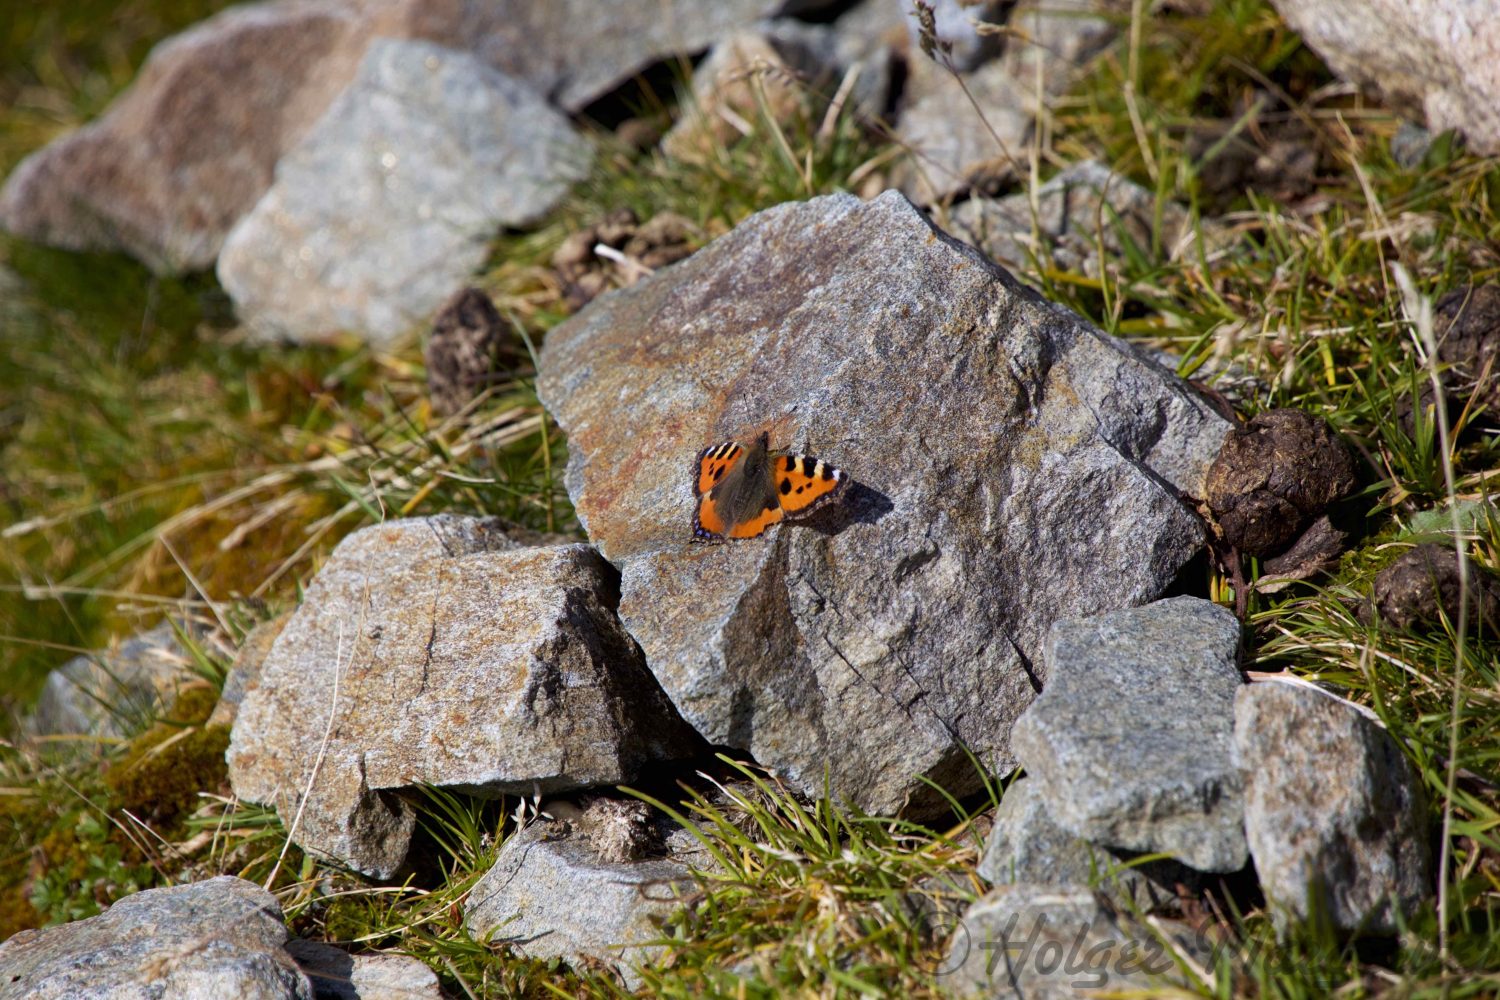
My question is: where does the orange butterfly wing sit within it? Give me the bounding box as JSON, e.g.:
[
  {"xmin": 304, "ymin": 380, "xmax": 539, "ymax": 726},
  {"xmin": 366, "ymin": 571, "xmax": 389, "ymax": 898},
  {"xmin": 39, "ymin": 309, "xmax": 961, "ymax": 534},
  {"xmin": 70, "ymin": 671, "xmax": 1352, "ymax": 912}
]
[
  {"xmin": 694, "ymin": 441, "xmax": 744, "ymax": 496},
  {"xmin": 693, "ymin": 442, "xmax": 746, "ymax": 541},
  {"xmin": 726, "ymin": 503, "xmax": 785, "ymax": 539},
  {"xmin": 772, "ymin": 453, "xmax": 846, "ymax": 516}
]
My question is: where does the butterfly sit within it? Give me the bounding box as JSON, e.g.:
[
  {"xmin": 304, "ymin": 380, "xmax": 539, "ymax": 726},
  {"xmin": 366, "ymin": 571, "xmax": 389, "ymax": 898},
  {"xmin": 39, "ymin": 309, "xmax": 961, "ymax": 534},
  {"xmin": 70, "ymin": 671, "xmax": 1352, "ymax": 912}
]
[{"xmin": 692, "ymin": 431, "xmax": 848, "ymax": 542}]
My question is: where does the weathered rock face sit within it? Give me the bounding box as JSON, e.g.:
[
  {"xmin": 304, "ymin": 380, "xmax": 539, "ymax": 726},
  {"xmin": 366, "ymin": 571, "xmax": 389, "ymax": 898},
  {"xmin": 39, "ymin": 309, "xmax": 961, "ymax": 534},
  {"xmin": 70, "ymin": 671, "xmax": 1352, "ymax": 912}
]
[
  {"xmin": 0, "ymin": 876, "xmax": 311, "ymax": 1000},
  {"xmin": 538, "ymin": 191, "xmax": 1230, "ymax": 815},
  {"xmin": 978, "ymin": 778, "xmax": 1195, "ymax": 912},
  {"xmin": 1268, "ymin": 0, "xmax": 1500, "ymax": 157},
  {"xmin": 218, "ymin": 40, "xmax": 591, "ymax": 345},
  {"xmin": 466, "ymin": 821, "xmax": 695, "ymax": 988},
  {"xmin": 943, "ymin": 884, "xmax": 1210, "ymax": 998},
  {"xmin": 1233, "ymin": 680, "xmax": 1433, "ymax": 933},
  {"xmin": 226, "ymin": 515, "xmax": 698, "ymax": 878},
  {"xmin": 1010, "ymin": 596, "xmax": 1248, "ymax": 872},
  {"xmin": 23, "ymin": 622, "xmax": 203, "ymax": 740}
]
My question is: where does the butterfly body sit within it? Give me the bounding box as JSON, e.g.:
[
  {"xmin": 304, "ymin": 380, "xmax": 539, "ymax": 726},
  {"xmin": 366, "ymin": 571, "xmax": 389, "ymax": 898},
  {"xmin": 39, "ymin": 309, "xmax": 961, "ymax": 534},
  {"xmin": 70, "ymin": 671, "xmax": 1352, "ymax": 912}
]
[{"xmin": 692, "ymin": 431, "xmax": 847, "ymax": 542}]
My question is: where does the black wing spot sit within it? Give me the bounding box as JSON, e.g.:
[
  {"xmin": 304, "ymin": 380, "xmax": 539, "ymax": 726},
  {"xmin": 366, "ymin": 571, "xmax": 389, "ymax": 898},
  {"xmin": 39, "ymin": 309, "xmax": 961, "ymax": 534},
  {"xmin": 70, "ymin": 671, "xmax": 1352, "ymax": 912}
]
[
  {"xmin": 796, "ymin": 485, "xmax": 805, "ymax": 493},
  {"xmin": 712, "ymin": 466, "xmax": 725, "ymax": 482},
  {"xmin": 780, "ymin": 479, "xmax": 792, "ymax": 495},
  {"xmin": 801, "ymin": 456, "xmax": 817, "ymax": 477},
  {"xmin": 781, "ymin": 456, "xmax": 793, "ymax": 471},
  {"xmin": 823, "ymin": 466, "xmax": 836, "ymax": 481}
]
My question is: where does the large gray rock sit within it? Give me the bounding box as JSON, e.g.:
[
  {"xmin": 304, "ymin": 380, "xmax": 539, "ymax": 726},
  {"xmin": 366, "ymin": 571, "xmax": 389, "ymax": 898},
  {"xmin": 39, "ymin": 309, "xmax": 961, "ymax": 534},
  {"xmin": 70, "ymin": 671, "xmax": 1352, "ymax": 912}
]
[
  {"xmin": 23, "ymin": 622, "xmax": 206, "ymax": 740},
  {"xmin": 979, "ymin": 778, "xmax": 1194, "ymax": 912},
  {"xmin": 226, "ymin": 515, "xmax": 697, "ymax": 878},
  {"xmin": 1011, "ymin": 597, "xmax": 1248, "ymax": 872},
  {"xmin": 1269, "ymin": 0, "xmax": 1500, "ymax": 157},
  {"xmin": 466, "ymin": 821, "xmax": 695, "ymax": 988},
  {"xmin": 1233, "ymin": 680, "xmax": 1433, "ymax": 932},
  {"xmin": 284, "ymin": 940, "xmax": 441, "ymax": 1000},
  {"xmin": 218, "ymin": 40, "xmax": 591, "ymax": 345},
  {"xmin": 943, "ymin": 883, "xmax": 1210, "ymax": 998},
  {"xmin": 537, "ymin": 190, "xmax": 1230, "ymax": 816},
  {"xmin": 0, "ymin": 876, "xmax": 311, "ymax": 1000}
]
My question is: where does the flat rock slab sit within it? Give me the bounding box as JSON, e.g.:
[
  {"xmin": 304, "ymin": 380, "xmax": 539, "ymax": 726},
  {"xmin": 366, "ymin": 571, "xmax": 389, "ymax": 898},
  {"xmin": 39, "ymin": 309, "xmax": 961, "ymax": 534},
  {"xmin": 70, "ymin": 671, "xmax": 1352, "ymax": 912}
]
[
  {"xmin": 0, "ymin": 876, "xmax": 310, "ymax": 1000},
  {"xmin": 1011, "ymin": 596, "xmax": 1248, "ymax": 872},
  {"xmin": 466, "ymin": 822, "xmax": 695, "ymax": 988},
  {"xmin": 978, "ymin": 778, "xmax": 1194, "ymax": 912},
  {"xmin": 218, "ymin": 39, "xmax": 591, "ymax": 345},
  {"xmin": 943, "ymin": 883, "xmax": 1209, "ymax": 999},
  {"xmin": 1233, "ymin": 680, "xmax": 1432, "ymax": 932},
  {"xmin": 538, "ymin": 190, "xmax": 1229, "ymax": 815},
  {"xmin": 227, "ymin": 515, "xmax": 697, "ymax": 878},
  {"xmin": 1269, "ymin": 0, "xmax": 1500, "ymax": 156}
]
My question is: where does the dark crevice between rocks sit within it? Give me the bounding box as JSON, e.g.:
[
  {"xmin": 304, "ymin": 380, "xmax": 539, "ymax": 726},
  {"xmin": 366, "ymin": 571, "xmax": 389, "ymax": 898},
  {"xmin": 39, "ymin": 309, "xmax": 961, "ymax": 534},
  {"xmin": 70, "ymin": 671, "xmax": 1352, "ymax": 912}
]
[
  {"xmin": 576, "ymin": 56, "xmax": 698, "ymax": 133},
  {"xmin": 782, "ymin": 0, "xmax": 869, "ymax": 25}
]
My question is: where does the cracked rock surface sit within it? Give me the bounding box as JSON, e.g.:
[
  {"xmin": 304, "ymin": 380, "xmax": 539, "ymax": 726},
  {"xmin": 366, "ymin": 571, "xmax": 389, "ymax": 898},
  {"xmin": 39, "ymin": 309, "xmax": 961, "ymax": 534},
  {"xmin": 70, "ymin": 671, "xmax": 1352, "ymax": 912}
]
[
  {"xmin": 226, "ymin": 515, "xmax": 698, "ymax": 878},
  {"xmin": 1011, "ymin": 596, "xmax": 1248, "ymax": 872},
  {"xmin": 218, "ymin": 39, "xmax": 592, "ymax": 345},
  {"xmin": 1234, "ymin": 680, "xmax": 1433, "ymax": 932},
  {"xmin": 0, "ymin": 876, "xmax": 311, "ymax": 1000},
  {"xmin": 537, "ymin": 190, "xmax": 1230, "ymax": 815}
]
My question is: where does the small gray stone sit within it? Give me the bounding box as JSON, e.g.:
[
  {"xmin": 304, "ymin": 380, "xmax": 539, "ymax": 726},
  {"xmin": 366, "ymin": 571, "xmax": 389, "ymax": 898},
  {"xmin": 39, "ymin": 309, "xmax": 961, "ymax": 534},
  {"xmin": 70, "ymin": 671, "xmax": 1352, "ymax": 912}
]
[
  {"xmin": 285, "ymin": 940, "xmax": 441, "ymax": 1000},
  {"xmin": 896, "ymin": 2, "xmax": 1120, "ymax": 203},
  {"xmin": 466, "ymin": 821, "xmax": 696, "ymax": 988},
  {"xmin": 949, "ymin": 160, "xmax": 1225, "ymax": 279},
  {"xmin": 538, "ymin": 190, "xmax": 1229, "ymax": 816},
  {"xmin": 23, "ymin": 622, "xmax": 204, "ymax": 741},
  {"xmin": 1233, "ymin": 680, "xmax": 1433, "ymax": 933},
  {"xmin": 0, "ymin": 876, "xmax": 311, "ymax": 1000},
  {"xmin": 943, "ymin": 883, "xmax": 1211, "ymax": 998},
  {"xmin": 1011, "ymin": 597, "xmax": 1248, "ymax": 872},
  {"xmin": 218, "ymin": 39, "xmax": 592, "ymax": 345},
  {"xmin": 979, "ymin": 779, "xmax": 1194, "ymax": 912},
  {"xmin": 226, "ymin": 515, "xmax": 698, "ymax": 878}
]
